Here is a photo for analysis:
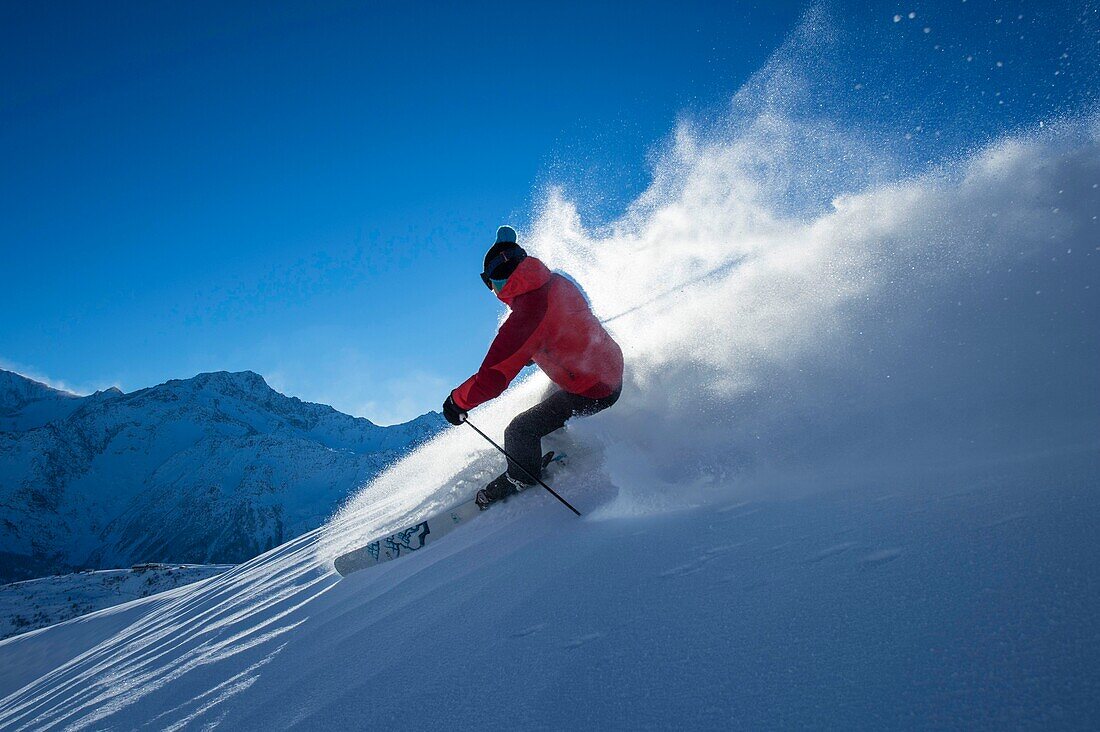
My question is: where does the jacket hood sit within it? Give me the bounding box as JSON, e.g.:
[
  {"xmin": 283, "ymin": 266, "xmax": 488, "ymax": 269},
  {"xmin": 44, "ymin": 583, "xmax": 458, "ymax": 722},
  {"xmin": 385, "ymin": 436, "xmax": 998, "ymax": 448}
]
[{"xmin": 497, "ymin": 256, "xmax": 551, "ymax": 305}]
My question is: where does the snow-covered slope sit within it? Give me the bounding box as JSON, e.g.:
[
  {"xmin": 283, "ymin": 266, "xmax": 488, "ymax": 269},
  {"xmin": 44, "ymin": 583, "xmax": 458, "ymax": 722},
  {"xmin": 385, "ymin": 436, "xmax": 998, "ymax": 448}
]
[
  {"xmin": 0, "ymin": 119, "xmax": 1095, "ymax": 730},
  {"xmin": 0, "ymin": 564, "xmax": 231, "ymax": 640},
  {"xmin": 0, "ymin": 446, "xmax": 1095, "ymax": 728},
  {"xmin": 0, "ymin": 370, "xmax": 444, "ymax": 583}
]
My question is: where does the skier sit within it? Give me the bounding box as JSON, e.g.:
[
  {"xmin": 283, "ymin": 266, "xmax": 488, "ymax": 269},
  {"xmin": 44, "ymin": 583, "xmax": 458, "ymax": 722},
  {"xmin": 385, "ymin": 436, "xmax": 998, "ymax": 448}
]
[{"xmin": 442, "ymin": 225, "xmax": 624, "ymax": 509}]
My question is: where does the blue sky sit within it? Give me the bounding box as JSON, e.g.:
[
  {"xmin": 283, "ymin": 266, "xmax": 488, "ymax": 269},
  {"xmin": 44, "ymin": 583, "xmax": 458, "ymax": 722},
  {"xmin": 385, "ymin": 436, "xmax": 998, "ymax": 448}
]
[
  {"xmin": 0, "ymin": 1, "xmax": 801, "ymax": 423},
  {"xmin": 1, "ymin": 1, "xmax": 1094, "ymax": 423}
]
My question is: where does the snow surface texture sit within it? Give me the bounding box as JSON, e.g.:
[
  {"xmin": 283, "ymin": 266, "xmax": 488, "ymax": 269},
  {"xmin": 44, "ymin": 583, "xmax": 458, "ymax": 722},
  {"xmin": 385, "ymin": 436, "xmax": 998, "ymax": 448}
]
[
  {"xmin": 1, "ymin": 7, "xmax": 1098, "ymax": 728},
  {"xmin": 0, "ymin": 370, "xmax": 444, "ymax": 583},
  {"xmin": 0, "ymin": 565, "xmax": 231, "ymax": 641}
]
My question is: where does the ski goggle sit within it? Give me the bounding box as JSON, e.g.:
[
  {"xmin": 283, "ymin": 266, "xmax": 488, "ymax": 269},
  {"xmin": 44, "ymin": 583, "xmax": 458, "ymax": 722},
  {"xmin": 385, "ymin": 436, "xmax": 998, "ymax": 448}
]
[{"xmin": 479, "ymin": 246, "xmax": 525, "ymax": 290}]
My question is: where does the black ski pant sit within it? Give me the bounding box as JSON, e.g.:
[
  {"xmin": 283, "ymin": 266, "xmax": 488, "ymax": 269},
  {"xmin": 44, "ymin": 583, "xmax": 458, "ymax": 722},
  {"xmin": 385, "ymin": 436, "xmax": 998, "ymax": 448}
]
[{"xmin": 503, "ymin": 385, "xmax": 621, "ymax": 484}]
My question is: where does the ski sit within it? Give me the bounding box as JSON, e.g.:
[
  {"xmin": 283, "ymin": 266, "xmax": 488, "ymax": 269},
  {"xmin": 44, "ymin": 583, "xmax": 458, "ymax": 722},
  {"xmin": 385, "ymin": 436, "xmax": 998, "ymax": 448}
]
[{"xmin": 334, "ymin": 453, "xmax": 564, "ymax": 577}]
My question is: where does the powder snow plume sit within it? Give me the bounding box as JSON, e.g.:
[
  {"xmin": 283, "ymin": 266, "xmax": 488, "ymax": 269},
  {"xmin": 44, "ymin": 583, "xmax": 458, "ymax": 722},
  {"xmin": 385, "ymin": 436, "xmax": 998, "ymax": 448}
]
[{"xmin": 322, "ymin": 6, "xmax": 1099, "ymax": 553}]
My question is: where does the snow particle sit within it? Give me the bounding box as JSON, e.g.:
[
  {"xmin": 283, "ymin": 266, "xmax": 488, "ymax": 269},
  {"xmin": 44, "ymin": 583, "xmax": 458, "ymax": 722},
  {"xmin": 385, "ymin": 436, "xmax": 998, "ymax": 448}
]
[
  {"xmin": 908, "ymin": 11, "xmax": 916, "ymax": 19},
  {"xmin": 893, "ymin": 14, "xmax": 902, "ymax": 22},
  {"xmin": 923, "ymin": 27, "xmax": 931, "ymax": 33}
]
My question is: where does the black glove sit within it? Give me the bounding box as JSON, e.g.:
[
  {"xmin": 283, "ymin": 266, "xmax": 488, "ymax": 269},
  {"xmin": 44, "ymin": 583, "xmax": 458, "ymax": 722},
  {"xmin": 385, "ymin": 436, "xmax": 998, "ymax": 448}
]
[{"xmin": 442, "ymin": 394, "xmax": 467, "ymax": 426}]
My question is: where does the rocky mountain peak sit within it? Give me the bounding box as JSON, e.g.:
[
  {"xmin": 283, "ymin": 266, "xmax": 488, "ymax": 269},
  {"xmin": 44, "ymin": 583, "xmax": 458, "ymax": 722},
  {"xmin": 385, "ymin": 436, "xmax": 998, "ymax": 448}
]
[{"xmin": 0, "ymin": 368, "xmax": 446, "ymax": 583}]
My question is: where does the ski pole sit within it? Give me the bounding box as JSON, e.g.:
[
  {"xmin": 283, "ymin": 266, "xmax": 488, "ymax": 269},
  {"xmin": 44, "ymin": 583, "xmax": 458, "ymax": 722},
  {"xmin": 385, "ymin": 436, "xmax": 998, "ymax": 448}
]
[{"xmin": 463, "ymin": 418, "xmax": 582, "ymax": 517}]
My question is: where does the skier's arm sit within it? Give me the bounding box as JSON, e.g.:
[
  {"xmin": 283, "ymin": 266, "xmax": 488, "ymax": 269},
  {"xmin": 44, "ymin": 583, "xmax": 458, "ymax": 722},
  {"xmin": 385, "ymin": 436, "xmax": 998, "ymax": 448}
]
[{"xmin": 451, "ymin": 309, "xmax": 541, "ymax": 410}]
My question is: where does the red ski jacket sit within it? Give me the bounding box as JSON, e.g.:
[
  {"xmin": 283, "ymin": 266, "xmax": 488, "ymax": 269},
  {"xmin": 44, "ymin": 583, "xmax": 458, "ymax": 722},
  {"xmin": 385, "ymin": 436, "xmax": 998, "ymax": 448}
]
[{"xmin": 451, "ymin": 256, "xmax": 624, "ymax": 411}]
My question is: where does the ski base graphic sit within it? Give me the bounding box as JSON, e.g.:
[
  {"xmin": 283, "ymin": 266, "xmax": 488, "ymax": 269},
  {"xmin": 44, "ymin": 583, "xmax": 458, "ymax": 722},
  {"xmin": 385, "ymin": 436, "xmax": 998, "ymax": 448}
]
[{"xmin": 334, "ymin": 453, "xmax": 564, "ymax": 578}]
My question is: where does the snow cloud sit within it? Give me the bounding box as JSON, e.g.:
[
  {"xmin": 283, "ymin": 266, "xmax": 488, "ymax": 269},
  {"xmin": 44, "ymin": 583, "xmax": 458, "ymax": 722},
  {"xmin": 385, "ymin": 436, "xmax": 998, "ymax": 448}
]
[
  {"xmin": 325, "ymin": 117, "xmax": 1098, "ymax": 549},
  {"xmin": 325, "ymin": 11, "xmax": 1099, "ymax": 546},
  {"xmin": 530, "ymin": 122, "xmax": 1098, "ymax": 508}
]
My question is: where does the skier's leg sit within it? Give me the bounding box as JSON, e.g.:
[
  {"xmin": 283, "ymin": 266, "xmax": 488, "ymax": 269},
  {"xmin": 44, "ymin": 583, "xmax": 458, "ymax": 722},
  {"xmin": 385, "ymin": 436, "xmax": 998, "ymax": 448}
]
[
  {"xmin": 503, "ymin": 384, "xmax": 622, "ymax": 483},
  {"xmin": 477, "ymin": 385, "xmax": 623, "ymax": 509},
  {"xmin": 572, "ymin": 384, "xmax": 622, "ymax": 417},
  {"xmin": 503, "ymin": 389, "xmax": 577, "ymax": 484}
]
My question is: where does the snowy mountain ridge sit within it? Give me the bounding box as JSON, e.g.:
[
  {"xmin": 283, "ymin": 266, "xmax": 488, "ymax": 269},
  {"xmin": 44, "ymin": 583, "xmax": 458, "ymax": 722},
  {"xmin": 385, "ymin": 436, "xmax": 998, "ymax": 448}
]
[
  {"xmin": 0, "ymin": 368, "xmax": 445, "ymax": 583},
  {"xmin": 0, "ymin": 371, "xmax": 88, "ymax": 433},
  {"xmin": 0, "ymin": 564, "xmax": 232, "ymax": 640}
]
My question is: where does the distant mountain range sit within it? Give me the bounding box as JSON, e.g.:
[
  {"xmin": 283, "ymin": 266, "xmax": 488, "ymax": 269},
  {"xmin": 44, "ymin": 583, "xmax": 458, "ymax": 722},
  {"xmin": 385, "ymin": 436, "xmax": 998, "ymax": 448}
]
[{"xmin": 0, "ymin": 369, "xmax": 444, "ymax": 584}]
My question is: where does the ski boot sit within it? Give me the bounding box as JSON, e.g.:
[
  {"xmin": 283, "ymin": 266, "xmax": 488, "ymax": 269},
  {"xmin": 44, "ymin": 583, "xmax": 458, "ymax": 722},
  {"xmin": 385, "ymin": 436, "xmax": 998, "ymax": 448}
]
[
  {"xmin": 475, "ymin": 452, "xmax": 555, "ymax": 510},
  {"xmin": 475, "ymin": 474, "xmax": 529, "ymax": 510}
]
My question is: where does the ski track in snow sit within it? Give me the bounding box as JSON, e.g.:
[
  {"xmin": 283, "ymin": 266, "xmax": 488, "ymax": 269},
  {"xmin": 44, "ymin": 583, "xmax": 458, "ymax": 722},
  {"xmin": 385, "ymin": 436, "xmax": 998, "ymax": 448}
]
[
  {"xmin": 511, "ymin": 623, "xmax": 545, "ymax": 638},
  {"xmin": 659, "ymin": 544, "xmax": 743, "ymax": 578},
  {"xmin": 857, "ymin": 548, "xmax": 903, "ymax": 567},
  {"xmin": 806, "ymin": 542, "xmax": 860, "ymax": 564},
  {"xmin": 563, "ymin": 633, "xmax": 604, "ymax": 650}
]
